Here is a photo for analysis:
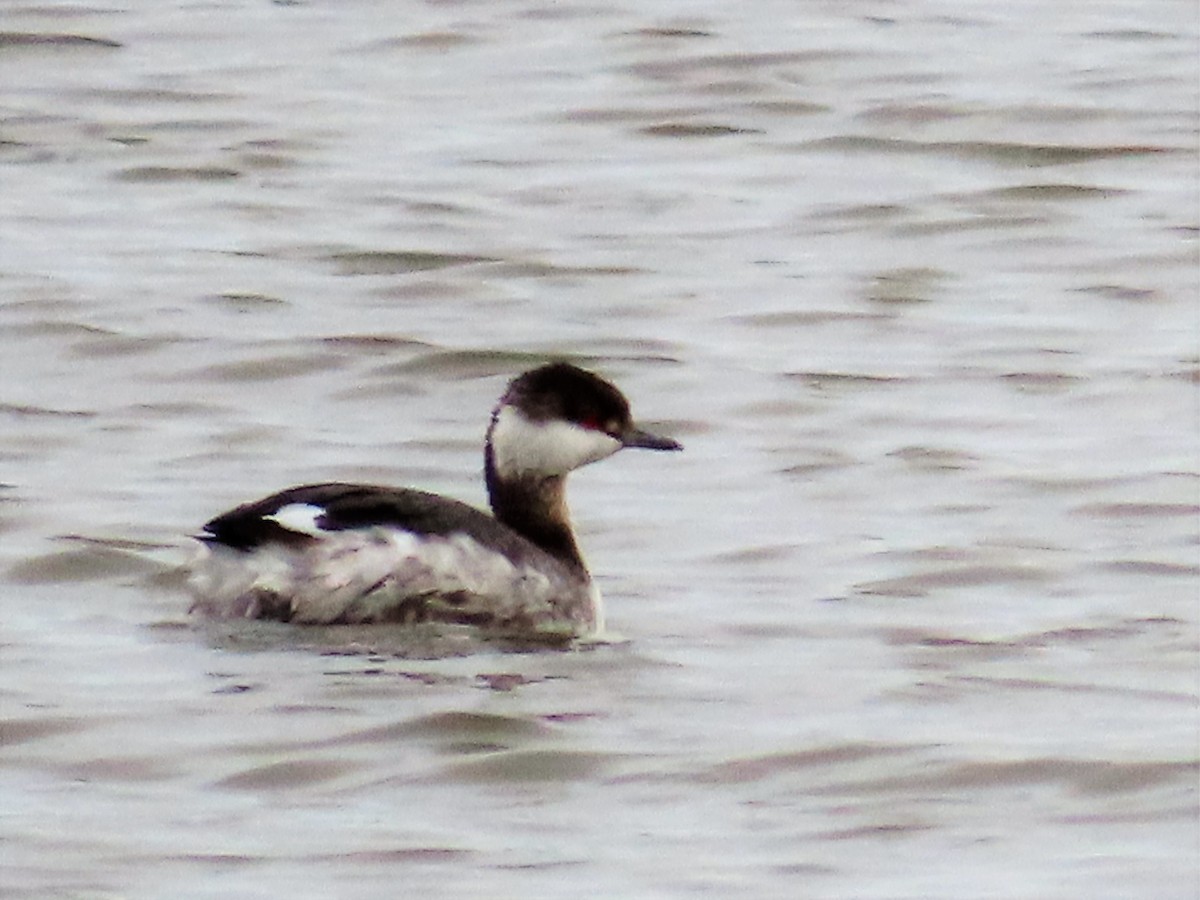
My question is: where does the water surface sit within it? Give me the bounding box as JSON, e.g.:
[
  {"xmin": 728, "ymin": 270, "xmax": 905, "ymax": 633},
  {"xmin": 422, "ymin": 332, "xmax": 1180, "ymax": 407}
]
[{"xmin": 1, "ymin": 1, "xmax": 1197, "ymax": 897}]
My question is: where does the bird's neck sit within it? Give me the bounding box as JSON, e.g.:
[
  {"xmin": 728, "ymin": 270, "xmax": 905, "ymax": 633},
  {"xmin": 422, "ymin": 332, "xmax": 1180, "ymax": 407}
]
[{"xmin": 484, "ymin": 441, "xmax": 586, "ymax": 571}]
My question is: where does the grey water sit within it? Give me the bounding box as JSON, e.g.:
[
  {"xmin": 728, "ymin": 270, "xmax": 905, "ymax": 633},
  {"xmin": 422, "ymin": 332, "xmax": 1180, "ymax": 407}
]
[{"xmin": 1, "ymin": 1, "xmax": 1197, "ymax": 897}]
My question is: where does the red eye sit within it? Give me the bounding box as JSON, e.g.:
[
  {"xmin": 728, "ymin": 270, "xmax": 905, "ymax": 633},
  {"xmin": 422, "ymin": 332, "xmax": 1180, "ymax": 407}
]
[{"xmin": 579, "ymin": 415, "xmax": 601, "ymax": 431}]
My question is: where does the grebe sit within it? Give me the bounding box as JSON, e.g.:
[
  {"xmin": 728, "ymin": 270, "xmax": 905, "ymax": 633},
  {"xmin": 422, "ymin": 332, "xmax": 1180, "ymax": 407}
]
[{"xmin": 187, "ymin": 362, "xmax": 681, "ymax": 636}]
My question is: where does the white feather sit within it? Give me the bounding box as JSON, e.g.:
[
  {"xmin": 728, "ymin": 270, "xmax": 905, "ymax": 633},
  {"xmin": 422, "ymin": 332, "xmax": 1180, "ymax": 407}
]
[{"xmin": 263, "ymin": 503, "xmax": 328, "ymax": 536}]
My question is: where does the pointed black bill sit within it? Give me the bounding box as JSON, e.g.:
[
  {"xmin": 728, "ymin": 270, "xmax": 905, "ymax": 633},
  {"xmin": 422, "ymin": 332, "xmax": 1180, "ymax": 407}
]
[{"xmin": 621, "ymin": 426, "xmax": 682, "ymax": 452}]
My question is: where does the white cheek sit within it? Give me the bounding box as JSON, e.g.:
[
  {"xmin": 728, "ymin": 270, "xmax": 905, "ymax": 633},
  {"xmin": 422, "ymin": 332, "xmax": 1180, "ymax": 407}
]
[
  {"xmin": 491, "ymin": 406, "xmax": 621, "ymax": 478},
  {"xmin": 264, "ymin": 503, "xmax": 329, "ymax": 536}
]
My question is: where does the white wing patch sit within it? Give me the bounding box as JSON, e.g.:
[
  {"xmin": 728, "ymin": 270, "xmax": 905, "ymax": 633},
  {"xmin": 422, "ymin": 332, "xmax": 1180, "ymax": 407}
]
[{"xmin": 263, "ymin": 503, "xmax": 329, "ymax": 536}]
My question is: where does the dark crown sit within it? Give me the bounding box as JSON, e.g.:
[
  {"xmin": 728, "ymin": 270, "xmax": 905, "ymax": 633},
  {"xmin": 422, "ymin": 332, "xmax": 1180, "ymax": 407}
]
[{"xmin": 501, "ymin": 362, "xmax": 632, "ymax": 430}]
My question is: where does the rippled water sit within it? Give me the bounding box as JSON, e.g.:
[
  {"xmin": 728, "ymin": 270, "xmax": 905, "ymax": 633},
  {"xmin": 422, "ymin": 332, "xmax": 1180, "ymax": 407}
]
[{"xmin": 2, "ymin": 1, "xmax": 1197, "ymax": 897}]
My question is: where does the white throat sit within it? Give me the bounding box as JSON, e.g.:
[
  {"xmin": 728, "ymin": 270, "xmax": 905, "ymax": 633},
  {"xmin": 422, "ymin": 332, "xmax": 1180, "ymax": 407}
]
[{"xmin": 489, "ymin": 405, "xmax": 621, "ymax": 480}]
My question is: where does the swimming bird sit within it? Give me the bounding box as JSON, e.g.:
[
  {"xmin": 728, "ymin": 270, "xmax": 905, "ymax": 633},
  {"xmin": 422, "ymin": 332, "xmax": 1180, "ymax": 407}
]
[{"xmin": 188, "ymin": 362, "xmax": 681, "ymax": 636}]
